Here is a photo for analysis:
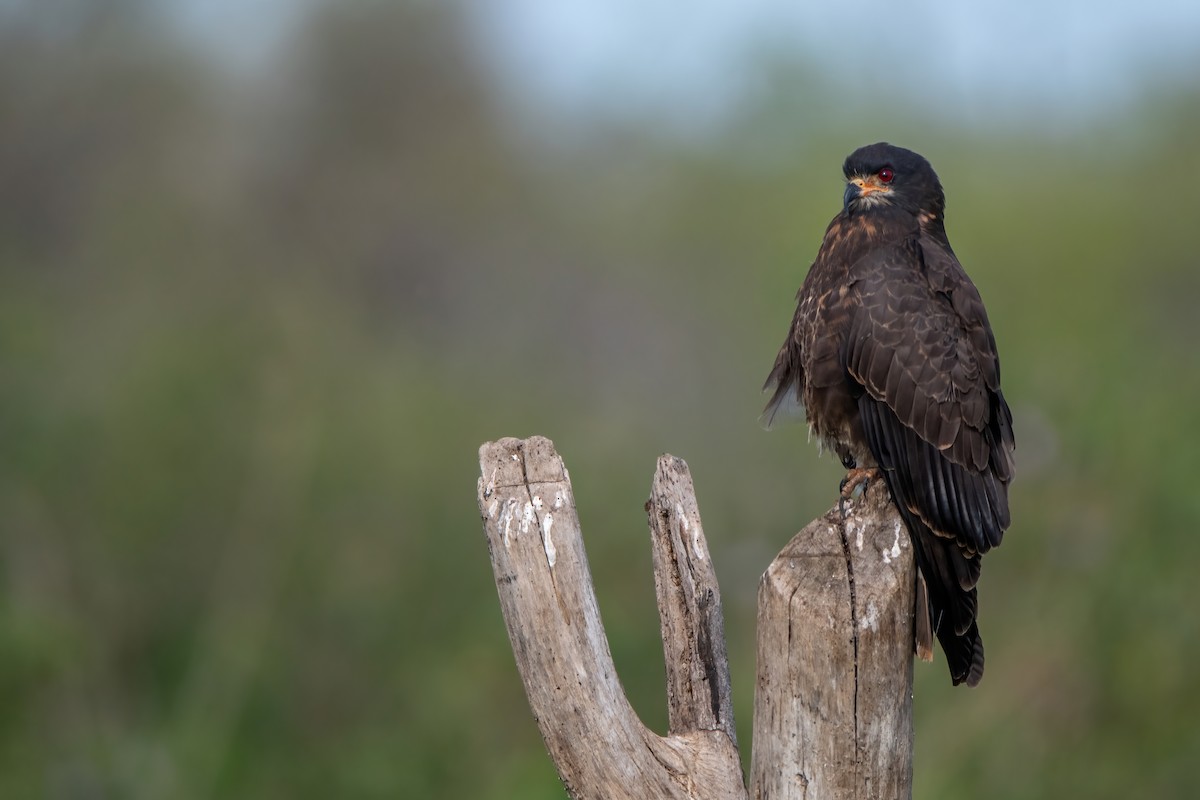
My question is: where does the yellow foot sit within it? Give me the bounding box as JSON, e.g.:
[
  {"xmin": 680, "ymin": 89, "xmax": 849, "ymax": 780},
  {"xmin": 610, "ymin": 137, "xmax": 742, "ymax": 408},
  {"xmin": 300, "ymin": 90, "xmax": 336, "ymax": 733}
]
[{"xmin": 839, "ymin": 467, "xmax": 880, "ymax": 500}]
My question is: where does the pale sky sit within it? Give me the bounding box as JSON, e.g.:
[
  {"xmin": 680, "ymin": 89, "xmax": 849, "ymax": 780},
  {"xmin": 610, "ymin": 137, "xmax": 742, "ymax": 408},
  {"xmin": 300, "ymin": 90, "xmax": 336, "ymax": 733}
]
[
  {"xmin": 465, "ymin": 0, "xmax": 1200, "ymax": 130},
  {"xmin": 168, "ymin": 0, "xmax": 1200, "ymax": 133}
]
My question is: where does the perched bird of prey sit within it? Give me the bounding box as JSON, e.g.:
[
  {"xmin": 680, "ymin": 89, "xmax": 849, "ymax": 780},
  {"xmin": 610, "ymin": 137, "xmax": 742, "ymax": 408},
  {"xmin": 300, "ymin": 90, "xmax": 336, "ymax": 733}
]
[{"xmin": 765, "ymin": 143, "xmax": 1015, "ymax": 686}]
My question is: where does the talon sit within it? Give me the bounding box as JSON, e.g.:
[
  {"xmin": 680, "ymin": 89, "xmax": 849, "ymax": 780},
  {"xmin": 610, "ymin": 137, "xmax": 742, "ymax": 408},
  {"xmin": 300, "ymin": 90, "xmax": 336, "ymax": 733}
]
[
  {"xmin": 838, "ymin": 467, "xmax": 875, "ymax": 517},
  {"xmin": 839, "ymin": 467, "xmax": 880, "ymax": 501},
  {"xmin": 838, "ymin": 492, "xmax": 851, "ymax": 517}
]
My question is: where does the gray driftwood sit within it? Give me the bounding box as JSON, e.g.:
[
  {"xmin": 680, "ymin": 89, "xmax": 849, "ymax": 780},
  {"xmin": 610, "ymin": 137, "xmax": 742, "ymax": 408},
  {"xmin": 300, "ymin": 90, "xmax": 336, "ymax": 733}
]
[{"xmin": 477, "ymin": 436, "xmax": 915, "ymax": 800}]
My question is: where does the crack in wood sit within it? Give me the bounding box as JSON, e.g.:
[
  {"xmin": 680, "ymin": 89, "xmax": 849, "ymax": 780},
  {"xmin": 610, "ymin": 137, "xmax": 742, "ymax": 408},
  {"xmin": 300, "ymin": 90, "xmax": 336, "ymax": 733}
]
[{"xmin": 837, "ymin": 507, "xmax": 861, "ymax": 771}]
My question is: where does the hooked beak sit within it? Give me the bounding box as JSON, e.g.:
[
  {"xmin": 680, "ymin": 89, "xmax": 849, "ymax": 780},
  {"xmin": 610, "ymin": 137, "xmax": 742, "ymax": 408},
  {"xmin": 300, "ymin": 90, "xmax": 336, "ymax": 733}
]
[
  {"xmin": 843, "ymin": 182, "xmax": 860, "ymax": 211},
  {"xmin": 843, "ymin": 176, "xmax": 889, "ymax": 212}
]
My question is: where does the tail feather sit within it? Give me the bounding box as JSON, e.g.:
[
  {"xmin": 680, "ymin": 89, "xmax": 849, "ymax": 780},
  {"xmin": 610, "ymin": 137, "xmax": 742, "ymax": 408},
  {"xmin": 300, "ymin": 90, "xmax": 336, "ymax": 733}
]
[
  {"xmin": 914, "ymin": 569, "xmax": 934, "ymax": 663},
  {"xmin": 892, "ymin": 485, "xmax": 987, "ymax": 685},
  {"xmin": 937, "ymin": 617, "xmax": 985, "ymax": 687}
]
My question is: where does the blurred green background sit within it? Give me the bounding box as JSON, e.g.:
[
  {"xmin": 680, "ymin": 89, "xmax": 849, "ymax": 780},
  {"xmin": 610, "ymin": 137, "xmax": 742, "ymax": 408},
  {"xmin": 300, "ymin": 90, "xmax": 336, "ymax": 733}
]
[{"xmin": 3, "ymin": 0, "xmax": 1199, "ymax": 797}]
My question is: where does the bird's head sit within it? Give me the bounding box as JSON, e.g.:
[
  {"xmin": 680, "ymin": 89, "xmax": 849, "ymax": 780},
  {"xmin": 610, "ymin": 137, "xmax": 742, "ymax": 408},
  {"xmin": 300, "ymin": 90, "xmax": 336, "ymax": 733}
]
[{"xmin": 842, "ymin": 142, "xmax": 946, "ymax": 223}]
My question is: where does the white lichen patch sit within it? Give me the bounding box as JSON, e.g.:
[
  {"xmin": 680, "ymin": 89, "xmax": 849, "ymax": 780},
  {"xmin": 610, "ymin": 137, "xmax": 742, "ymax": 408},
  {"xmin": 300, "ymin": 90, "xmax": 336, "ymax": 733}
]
[
  {"xmin": 552, "ymin": 490, "xmax": 566, "ymax": 510},
  {"xmin": 487, "ymin": 499, "xmax": 499, "ymax": 518},
  {"xmin": 881, "ymin": 520, "xmax": 903, "ymax": 563},
  {"xmin": 844, "ymin": 516, "xmax": 865, "ymax": 551},
  {"xmin": 498, "ymin": 498, "xmax": 519, "ymax": 548},
  {"xmin": 541, "ymin": 512, "xmax": 556, "ymax": 567},
  {"xmin": 676, "ymin": 502, "xmax": 706, "ymax": 561},
  {"xmin": 520, "ymin": 501, "xmax": 535, "ymax": 535},
  {"xmin": 859, "ymin": 600, "xmax": 880, "ymax": 632}
]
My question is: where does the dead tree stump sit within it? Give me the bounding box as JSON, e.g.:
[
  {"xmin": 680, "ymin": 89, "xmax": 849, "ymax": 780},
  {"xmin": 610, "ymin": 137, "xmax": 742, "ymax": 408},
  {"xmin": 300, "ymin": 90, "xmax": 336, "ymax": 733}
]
[
  {"xmin": 477, "ymin": 436, "xmax": 915, "ymax": 800},
  {"xmin": 749, "ymin": 479, "xmax": 916, "ymax": 799}
]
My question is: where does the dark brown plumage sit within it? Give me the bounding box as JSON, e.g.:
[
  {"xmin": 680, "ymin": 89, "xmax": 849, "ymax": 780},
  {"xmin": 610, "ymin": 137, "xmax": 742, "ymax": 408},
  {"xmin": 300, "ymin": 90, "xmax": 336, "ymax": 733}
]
[{"xmin": 765, "ymin": 143, "xmax": 1015, "ymax": 686}]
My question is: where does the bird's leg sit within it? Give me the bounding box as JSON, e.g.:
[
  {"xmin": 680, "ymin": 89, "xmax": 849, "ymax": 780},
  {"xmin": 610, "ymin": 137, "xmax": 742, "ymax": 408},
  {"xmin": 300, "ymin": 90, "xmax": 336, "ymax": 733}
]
[
  {"xmin": 836, "ymin": 447, "xmax": 857, "ymax": 515},
  {"xmin": 838, "ymin": 448, "xmax": 880, "ymax": 515},
  {"xmin": 840, "ymin": 467, "xmax": 880, "ymax": 498}
]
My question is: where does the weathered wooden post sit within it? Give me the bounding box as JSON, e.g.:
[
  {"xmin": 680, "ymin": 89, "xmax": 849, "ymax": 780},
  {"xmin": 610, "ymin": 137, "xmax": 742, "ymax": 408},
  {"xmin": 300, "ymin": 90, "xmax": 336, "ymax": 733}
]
[
  {"xmin": 477, "ymin": 436, "xmax": 915, "ymax": 800},
  {"xmin": 749, "ymin": 480, "xmax": 916, "ymax": 798}
]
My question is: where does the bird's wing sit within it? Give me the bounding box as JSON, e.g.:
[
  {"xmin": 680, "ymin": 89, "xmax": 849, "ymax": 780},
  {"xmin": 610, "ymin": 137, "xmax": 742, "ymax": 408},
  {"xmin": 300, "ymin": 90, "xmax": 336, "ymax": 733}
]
[
  {"xmin": 763, "ymin": 221, "xmax": 865, "ymax": 426},
  {"xmin": 845, "ymin": 235, "xmax": 1012, "ymax": 686},
  {"xmin": 762, "ymin": 295, "xmax": 808, "ymax": 427},
  {"xmin": 845, "ymin": 235, "xmax": 1015, "ymax": 558}
]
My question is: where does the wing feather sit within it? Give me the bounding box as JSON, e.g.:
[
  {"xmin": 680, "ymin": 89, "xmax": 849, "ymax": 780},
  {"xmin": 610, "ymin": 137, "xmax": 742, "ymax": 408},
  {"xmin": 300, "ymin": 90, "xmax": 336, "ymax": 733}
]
[
  {"xmin": 843, "ymin": 233, "xmax": 1013, "ymax": 686},
  {"xmin": 846, "ymin": 236, "xmax": 1013, "ymax": 555},
  {"xmin": 765, "ymin": 202, "xmax": 1012, "ymax": 686}
]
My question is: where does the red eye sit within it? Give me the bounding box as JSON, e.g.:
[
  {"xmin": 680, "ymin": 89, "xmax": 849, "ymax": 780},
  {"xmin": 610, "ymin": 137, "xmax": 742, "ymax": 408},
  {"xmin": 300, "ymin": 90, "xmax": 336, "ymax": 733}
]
[{"xmin": 878, "ymin": 167, "xmax": 894, "ymax": 184}]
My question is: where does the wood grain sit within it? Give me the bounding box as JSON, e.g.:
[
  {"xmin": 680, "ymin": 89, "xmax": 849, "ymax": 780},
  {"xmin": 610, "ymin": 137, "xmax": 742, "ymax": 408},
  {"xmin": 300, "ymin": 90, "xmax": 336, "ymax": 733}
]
[
  {"xmin": 478, "ymin": 437, "xmax": 746, "ymax": 800},
  {"xmin": 478, "ymin": 437, "xmax": 914, "ymax": 800},
  {"xmin": 750, "ymin": 479, "xmax": 915, "ymax": 800}
]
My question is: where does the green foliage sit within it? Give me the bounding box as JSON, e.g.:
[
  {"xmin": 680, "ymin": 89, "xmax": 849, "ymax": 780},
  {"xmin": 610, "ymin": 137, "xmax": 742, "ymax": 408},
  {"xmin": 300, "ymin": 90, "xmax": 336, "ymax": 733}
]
[{"xmin": 1, "ymin": 2, "xmax": 1198, "ymax": 797}]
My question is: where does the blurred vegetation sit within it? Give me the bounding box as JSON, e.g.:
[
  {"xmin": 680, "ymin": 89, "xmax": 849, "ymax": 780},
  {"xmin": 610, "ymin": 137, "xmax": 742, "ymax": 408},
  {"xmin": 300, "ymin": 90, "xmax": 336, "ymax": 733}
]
[{"xmin": 2, "ymin": 1, "xmax": 1199, "ymax": 798}]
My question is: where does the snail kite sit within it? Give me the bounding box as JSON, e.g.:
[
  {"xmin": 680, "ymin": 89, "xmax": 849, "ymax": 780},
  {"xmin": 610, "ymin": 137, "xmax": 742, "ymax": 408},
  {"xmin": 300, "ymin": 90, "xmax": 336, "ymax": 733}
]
[{"xmin": 765, "ymin": 143, "xmax": 1015, "ymax": 686}]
